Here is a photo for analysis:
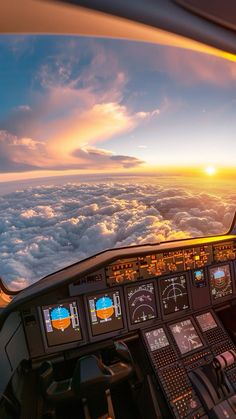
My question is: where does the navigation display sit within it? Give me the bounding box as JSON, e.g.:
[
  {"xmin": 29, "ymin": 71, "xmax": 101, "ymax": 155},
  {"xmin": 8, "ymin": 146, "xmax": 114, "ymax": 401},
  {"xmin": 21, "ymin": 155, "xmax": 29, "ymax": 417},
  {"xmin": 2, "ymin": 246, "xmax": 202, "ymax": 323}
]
[
  {"xmin": 193, "ymin": 269, "xmax": 206, "ymax": 288},
  {"xmin": 160, "ymin": 275, "xmax": 189, "ymax": 316},
  {"xmin": 170, "ymin": 319, "xmax": 203, "ymax": 355},
  {"xmin": 209, "ymin": 264, "xmax": 233, "ymax": 300},
  {"xmin": 145, "ymin": 328, "xmax": 169, "ymax": 352},
  {"xmin": 42, "ymin": 301, "xmax": 82, "ymax": 346},
  {"xmin": 126, "ymin": 282, "xmax": 157, "ymax": 325},
  {"xmin": 87, "ymin": 290, "xmax": 124, "ymax": 336},
  {"xmin": 196, "ymin": 312, "xmax": 217, "ymax": 332}
]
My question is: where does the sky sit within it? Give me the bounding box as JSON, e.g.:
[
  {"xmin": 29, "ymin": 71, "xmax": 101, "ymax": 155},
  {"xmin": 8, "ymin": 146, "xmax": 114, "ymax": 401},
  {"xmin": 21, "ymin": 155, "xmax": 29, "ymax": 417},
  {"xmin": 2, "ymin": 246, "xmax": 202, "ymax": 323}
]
[
  {"xmin": 1, "ymin": 34, "xmax": 236, "ymax": 182},
  {"xmin": 1, "ymin": 35, "xmax": 236, "ymax": 288}
]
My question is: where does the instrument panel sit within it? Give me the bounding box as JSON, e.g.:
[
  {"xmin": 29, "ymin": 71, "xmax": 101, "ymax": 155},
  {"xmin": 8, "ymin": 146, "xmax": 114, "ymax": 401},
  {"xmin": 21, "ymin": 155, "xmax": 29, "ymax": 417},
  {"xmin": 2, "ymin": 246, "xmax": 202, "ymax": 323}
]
[
  {"xmin": 105, "ymin": 241, "xmax": 236, "ymax": 286},
  {"xmin": 19, "ymin": 236, "xmax": 236, "ymax": 419},
  {"xmin": 22, "ymin": 238, "xmax": 236, "ymax": 355}
]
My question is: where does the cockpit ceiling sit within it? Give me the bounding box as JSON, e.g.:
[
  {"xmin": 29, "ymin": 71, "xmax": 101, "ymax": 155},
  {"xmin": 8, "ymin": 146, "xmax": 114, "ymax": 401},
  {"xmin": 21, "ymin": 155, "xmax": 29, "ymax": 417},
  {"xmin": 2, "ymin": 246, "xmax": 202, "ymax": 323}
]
[{"xmin": 1, "ymin": 0, "xmax": 236, "ymax": 60}]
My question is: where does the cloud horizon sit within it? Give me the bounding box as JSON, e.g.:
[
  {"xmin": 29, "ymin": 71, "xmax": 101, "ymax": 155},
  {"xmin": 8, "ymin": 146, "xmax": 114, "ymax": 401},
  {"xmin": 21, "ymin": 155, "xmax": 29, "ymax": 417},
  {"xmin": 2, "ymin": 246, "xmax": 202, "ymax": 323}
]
[{"xmin": 0, "ymin": 181, "xmax": 234, "ymax": 290}]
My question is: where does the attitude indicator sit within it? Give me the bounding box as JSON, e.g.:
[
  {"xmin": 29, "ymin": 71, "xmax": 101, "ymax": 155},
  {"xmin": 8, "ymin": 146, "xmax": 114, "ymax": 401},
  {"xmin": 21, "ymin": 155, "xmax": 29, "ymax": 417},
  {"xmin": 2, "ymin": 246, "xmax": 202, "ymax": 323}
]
[
  {"xmin": 42, "ymin": 300, "xmax": 82, "ymax": 347},
  {"xmin": 88, "ymin": 290, "xmax": 124, "ymax": 336}
]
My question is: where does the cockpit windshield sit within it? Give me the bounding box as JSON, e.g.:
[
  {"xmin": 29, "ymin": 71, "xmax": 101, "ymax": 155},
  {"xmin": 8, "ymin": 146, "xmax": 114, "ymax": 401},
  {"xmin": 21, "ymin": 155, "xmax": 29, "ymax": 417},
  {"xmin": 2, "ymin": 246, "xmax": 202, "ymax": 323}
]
[{"xmin": 0, "ymin": 35, "xmax": 235, "ymax": 290}]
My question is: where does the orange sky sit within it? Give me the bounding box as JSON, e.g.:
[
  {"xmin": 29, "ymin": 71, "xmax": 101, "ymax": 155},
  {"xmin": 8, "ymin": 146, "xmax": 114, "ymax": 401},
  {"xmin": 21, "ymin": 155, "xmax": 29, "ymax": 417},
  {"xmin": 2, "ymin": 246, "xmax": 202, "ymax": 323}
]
[{"xmin": 1, "ymin": 36, "xmax": 236, "ymax": 182}]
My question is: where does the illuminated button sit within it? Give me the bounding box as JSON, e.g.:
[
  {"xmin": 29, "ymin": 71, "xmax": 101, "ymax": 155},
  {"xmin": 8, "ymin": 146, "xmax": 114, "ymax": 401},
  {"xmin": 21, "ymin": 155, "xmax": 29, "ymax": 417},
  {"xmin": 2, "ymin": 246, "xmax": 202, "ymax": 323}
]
[{"xmin": 115, "ymin": 276, "xmax": 123, "ymax": 283}]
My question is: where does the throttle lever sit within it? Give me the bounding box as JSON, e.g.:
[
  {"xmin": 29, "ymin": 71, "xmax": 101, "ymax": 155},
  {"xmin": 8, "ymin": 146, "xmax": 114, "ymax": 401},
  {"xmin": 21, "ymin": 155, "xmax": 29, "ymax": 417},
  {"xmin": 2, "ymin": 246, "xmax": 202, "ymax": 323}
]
[
  {"xmin": 212, "ymin": 350, "xmax": 236, "ymax": 396},
  {"xmin": 213, "ymin": 350, "xmax": 236, "ymax": 370}
]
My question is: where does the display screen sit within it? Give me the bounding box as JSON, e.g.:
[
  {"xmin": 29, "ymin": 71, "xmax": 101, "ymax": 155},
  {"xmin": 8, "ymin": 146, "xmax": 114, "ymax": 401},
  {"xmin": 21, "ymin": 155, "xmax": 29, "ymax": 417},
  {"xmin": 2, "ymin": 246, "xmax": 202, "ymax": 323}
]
[
  {"xmin": 160, "ymin": 275, "xmax": 189, "ymax": 315},
  {"xmin": 193, "ymin": 269, "xmax": 206, "ymax": 288},
  {"xmin": 145, "ymin": 328, "xmax": 169, "ymax": 352},
  {"xmin": 196, "ymin": 312, "xmax": 217, "ymax": 332},
  {"xmin": 87, "ymin": 290, "xmax": 124, "ymax": 336},
  {"xmin": 209, "ymin": 264, "xmax": 233, "ymax": 300},
  {"xmin": 126, "ymin": 282, "xmax": 157, "ymax": 325},
  {"xmin": 42, "ymin": 301, "xmax": 82, "ymax": 346},
  {"xmin": 170, "ymin": 319, "xmax": 203, "ymax": 355}
]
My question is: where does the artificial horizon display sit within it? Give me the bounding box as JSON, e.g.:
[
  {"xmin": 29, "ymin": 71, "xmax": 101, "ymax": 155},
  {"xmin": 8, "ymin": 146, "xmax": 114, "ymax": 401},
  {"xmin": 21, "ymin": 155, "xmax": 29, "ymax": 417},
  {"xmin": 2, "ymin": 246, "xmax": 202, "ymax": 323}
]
[
  {"xmin": 42, "ymin": 301, "xmax": 82, "ymax": 346},
  {"xmin": 87, "ymin": 290, "xmax": 124, "ymax": 336}
]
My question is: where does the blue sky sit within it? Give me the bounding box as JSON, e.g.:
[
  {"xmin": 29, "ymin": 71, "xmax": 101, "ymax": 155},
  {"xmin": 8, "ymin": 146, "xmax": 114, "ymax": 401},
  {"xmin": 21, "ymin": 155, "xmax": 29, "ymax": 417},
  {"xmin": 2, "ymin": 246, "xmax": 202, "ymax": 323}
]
[
  {"xmin": 0, "ymin": 35, "xmax": 236, "ymax": 181},
  {"xmin": 1, "ymin": 36, "xmax": 236, "ymax": 287}
]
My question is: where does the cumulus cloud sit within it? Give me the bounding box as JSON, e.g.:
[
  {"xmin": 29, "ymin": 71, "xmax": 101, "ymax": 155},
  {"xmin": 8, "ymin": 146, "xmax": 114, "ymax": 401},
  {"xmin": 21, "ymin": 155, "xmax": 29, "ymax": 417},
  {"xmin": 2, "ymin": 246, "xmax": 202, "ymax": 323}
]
[
  {"xmin": 0, "ymin": 39, "xmax": 161, "ymax": 173},
  {"xmin": 136, "ymin": 109, "xmax": 160, "ymax": 119},
  {"xmin": 73, "ymin": 147, "xmax": 144, "ymax": 169},
  {"xmin": 0, "ymin": 131, "xmax": 45, "ymax": 172},
  {"xmin": 0, "ymin": 181, "xmax": 234, "ymax": 290},
  {"xmin": 0, "ymin": 129, "xmax": 144, "ymax": 172},
  {"xmin": 0, "ymin": 89, "xmax": 152, "ymax": 173},
  {"xmin": 0, "ymin": 130, "xmax": 52, "ymax": 171}
]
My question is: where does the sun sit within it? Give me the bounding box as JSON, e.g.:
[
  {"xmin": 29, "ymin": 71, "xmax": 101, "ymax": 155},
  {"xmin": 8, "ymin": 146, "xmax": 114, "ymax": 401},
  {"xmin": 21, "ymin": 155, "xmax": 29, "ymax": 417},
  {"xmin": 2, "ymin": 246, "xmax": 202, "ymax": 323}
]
[{"xmin": 205, "ymin": 166, "xmax": 216, "ymax": 176}]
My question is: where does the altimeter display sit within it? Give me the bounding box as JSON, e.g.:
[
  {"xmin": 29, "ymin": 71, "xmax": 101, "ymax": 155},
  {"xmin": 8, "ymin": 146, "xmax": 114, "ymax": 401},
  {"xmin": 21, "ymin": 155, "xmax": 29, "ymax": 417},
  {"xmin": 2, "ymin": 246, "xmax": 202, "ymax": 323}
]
[{"xmin": 42, "ymin": 300, "xmax": 82, "ymax": 346}]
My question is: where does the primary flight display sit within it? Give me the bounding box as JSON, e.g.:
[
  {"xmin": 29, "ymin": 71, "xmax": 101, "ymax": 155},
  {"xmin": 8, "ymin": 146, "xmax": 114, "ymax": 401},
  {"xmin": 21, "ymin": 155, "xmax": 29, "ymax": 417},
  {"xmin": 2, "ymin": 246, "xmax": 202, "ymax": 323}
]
[
  {"xmin": 87, "ymin": 290, "xmax": 124, "ymax": 336},
  {"xmin": 42, "ymin": 301, "xmax": 82, "ymax": 346}
]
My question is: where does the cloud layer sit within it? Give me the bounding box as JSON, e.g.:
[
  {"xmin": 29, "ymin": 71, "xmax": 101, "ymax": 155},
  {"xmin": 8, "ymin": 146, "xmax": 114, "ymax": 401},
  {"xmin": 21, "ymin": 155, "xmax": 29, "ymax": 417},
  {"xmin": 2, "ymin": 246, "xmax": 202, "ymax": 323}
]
[{"xmin": 0, "ymin": 181, "xmax": 234, "ymax": 290}]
